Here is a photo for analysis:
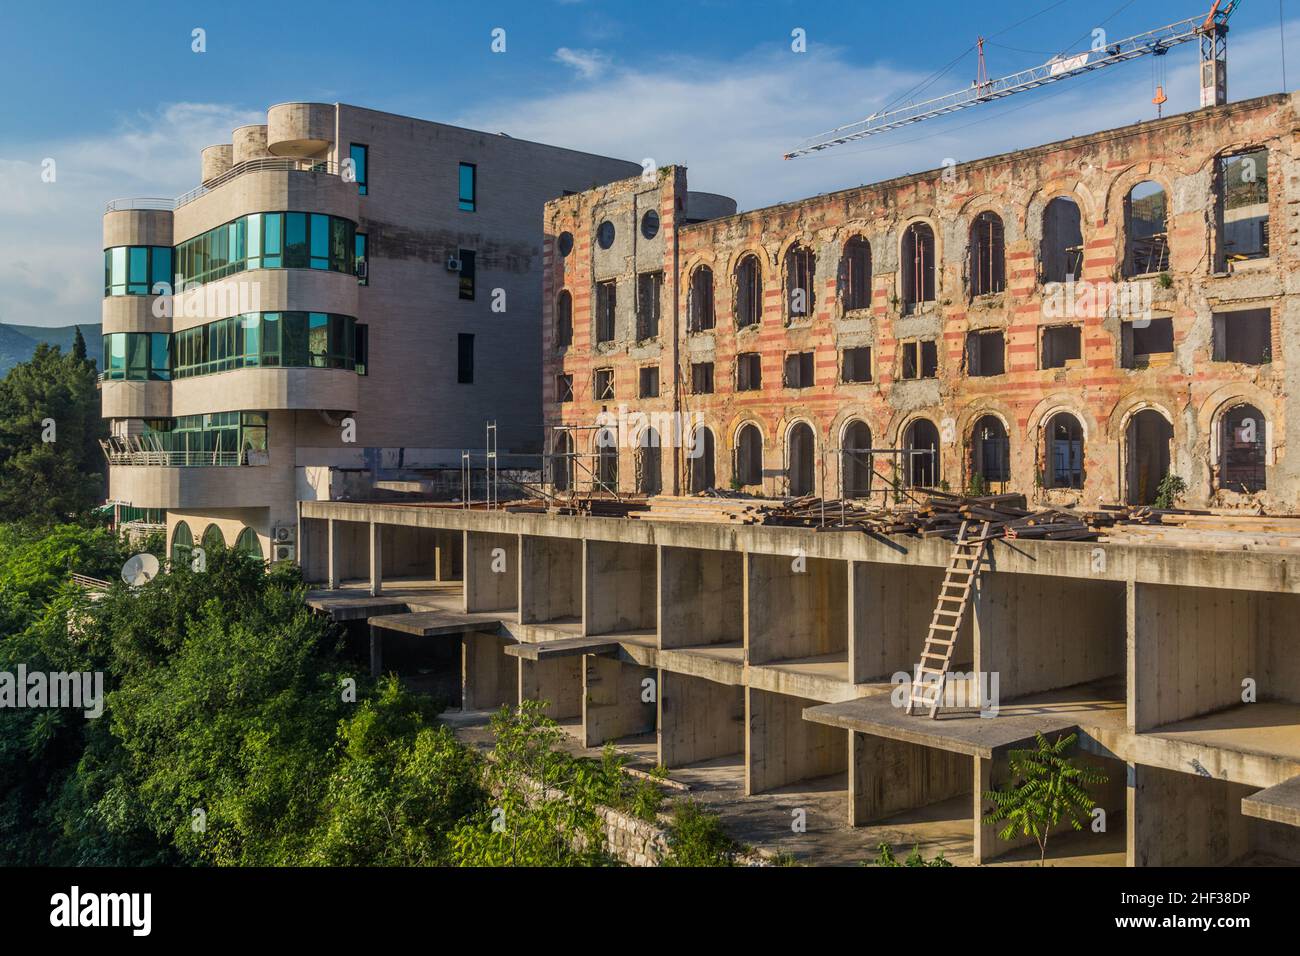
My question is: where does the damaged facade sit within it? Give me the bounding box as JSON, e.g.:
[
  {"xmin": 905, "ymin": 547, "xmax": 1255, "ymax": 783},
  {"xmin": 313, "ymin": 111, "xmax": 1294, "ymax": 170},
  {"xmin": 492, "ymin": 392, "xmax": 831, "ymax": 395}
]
[{"xmin": 543, "ymin": 91, "xmax": 1300, "ymax": 511}]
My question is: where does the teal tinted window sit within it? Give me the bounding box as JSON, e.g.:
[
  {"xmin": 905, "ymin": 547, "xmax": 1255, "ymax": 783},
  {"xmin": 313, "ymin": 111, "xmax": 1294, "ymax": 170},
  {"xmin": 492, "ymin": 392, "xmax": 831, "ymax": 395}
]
[
  {"xmin": 284, "ymin": 213, "xmax": 308, "ymax": 268},
  {"xmin": 310, "ymin": 214, "xmax": 329, "ymax": 268},
  {"xmin": 150, "ymin": 333, "xmax": 171, "ymax": 380},
  {"xmin": 459, "ymin": 162, "xmax": 476, "ymax": 211},
  {"xmin": 104, "ymin": 245, "xmax": 172, "ymax": 296},
  {"xmin": 350, "ymin": 143, "xmax": 368, "ymax": 195},
  {"xmin": 173, "ymin": 212, "xmax": 353, "ymax": 286}
]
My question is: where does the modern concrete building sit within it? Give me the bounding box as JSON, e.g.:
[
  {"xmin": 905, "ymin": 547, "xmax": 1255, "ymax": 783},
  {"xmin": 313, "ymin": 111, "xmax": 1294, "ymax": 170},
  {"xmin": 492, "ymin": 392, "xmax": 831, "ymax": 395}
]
[
  {"xmin": 101, "ymin": 102, "xmax": 640, "ymax": 561},
  {"xmin": 542, "ymin": 91, "xmax": 1300, "ymax": 512}
]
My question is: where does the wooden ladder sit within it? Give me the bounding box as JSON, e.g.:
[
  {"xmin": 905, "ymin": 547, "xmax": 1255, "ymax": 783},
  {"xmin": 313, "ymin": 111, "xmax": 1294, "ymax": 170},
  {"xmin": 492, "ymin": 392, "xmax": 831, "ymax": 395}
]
[{"xmin": 906, "ymin": 519, "xmax": 991, "ymax": 718}]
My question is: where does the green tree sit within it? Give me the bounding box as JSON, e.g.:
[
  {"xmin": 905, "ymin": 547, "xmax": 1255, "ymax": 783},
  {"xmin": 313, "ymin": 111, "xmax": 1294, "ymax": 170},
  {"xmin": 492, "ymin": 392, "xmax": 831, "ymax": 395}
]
[
  {"xmin": 981, "ymin": 731, "xmax": 1108, "ymax": 866},
  {"xmin": 0, "ymin": 344, "xmax": 106, "ymax": 524},
  {"xmin": 73, "ymin": 327, "xmax": 87, "ymax": 362}
]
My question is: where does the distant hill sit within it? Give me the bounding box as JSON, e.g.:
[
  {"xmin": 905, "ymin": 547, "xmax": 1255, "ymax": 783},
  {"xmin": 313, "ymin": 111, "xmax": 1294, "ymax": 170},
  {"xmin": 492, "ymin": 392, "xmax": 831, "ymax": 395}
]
[{"xmin": 0, "ymin": 324, "xmax": 102, "ymax": 377}]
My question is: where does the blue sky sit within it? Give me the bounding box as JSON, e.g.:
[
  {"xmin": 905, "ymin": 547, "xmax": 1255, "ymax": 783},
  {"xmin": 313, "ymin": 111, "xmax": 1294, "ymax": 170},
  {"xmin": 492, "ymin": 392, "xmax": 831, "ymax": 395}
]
[{"xmin": 0, "ymin": 0, "xmax": 1294, "ymax": 326}]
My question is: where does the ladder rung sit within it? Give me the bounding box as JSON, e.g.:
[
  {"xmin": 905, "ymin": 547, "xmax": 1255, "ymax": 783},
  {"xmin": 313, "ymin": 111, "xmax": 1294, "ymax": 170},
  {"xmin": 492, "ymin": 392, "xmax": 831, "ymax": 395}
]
[
  {"xmin": 925, "ymin": 637, "xmax": 956, "ymax": 646},
  {"xmin": 929, "ymin": 623, "xmax": 959, "ymax": 632}
]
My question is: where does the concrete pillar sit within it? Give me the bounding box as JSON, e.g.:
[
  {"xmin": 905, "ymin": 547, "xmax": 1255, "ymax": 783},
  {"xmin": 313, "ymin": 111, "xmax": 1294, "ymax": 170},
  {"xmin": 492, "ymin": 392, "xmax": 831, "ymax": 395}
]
[
  {"xmin": 464, "ymin": 531, "xmax": 519, "ymax": 614},
  {"xmin": 369, "ymin": 623, "xmax": 383, "ymax": 677},
  {"xmin": 745, "ymin": 687, "xmax": 847, "ymax": 795},
  {"xmin": 582, "ymin": 655, "xmax": 656, "ymax": 747},
  {"xmin": 368, "ymin": 522, "xmax": 383, "ymax": 597},
  {"xmin": 849, "ymin": 733, "xmax": 968, "ymax": 826},
  {"xmin": 327, "ymin": 518, "xmax": 341, "ymax": 589},
  {"xmin": 658, "ymin": 669, "xmax": 744, "ymax": 768}
]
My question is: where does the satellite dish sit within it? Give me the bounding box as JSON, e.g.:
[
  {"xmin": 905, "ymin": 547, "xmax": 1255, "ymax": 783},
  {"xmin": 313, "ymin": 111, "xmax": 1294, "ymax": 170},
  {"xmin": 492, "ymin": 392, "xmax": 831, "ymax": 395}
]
[{"xmin": 121, "ymin": 553, "xmax": 161, "ymax": 587}]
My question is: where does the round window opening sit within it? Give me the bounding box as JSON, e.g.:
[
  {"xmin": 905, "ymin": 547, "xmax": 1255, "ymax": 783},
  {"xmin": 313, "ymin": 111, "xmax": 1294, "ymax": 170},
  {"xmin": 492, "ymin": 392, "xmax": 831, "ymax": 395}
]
[
  {"xmin": 557, "ymin": 231, "xmax": 574, "ymax": 257},
  {"xmin": 596, "ymin": 220, "xmax": 616, "ymax": 250},
  {"xmin": 641, "ymin": 210, "xmax": 660, "ymax": 240}
]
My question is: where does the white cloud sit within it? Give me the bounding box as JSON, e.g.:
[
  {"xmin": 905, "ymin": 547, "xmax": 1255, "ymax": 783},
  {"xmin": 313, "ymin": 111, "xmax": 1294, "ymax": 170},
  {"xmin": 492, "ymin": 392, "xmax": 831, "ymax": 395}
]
[
  {"xmin": 553, "ymin": 47, "xmax": 612, "ymax": 80},
  {"xmin": 0, "ymin": 103, "xmax": 261, "ymax": 328},
  {"xmin": 465, "ymin": 19, "xmax": 1298, "ymax": 216}
]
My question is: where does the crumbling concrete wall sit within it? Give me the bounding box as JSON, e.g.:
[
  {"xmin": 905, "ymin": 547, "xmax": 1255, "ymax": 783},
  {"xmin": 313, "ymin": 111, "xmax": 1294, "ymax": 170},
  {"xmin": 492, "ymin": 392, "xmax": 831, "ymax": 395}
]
[{"xmin": 544, "ymin": 93, "xmax": 1300, "ymax": 511}]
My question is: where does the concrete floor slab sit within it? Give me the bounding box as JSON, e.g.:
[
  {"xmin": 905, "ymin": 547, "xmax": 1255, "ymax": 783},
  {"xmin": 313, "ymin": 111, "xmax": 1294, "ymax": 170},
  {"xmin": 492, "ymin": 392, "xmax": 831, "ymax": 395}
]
[
  {"xmin": 1241, "ymin": 774, "xmax": 1300, "ymax": 827},
  {"xmin": 506, "ymin": 636, "xmax": 622, "ymax": 659}
]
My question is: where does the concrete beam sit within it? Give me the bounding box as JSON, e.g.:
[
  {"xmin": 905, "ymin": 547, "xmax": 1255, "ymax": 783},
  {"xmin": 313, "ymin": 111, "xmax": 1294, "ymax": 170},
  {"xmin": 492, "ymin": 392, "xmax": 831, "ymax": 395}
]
[{"xmin": 368, "ymin": 522, "xmax": 383, "ymax": 597}]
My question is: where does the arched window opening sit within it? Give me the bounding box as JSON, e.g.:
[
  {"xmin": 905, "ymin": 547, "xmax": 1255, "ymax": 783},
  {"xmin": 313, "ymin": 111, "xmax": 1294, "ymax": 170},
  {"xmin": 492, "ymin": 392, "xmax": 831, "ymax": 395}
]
[
  {"xmin": 596, "ymin": 429, "xmax": 618, "ymax": 492},
  {"xmin": 689, "ymin": 427, "xmax": 716, "ymax": 493},
  {"xmin": 555, "ymin": 290, "xmax": 573, "ymax": 348},
  {"xmin": 842, "ymin": 421, "xmax": 874, "ymax": 498},
  {"xmin": 970, "ymin": 416, "xmax": 1009, "ymax": 488},
  {"xmin": 904, "ymin": 419, "xmax": 940, "ymax": 488},
  {"xmin": 901, "ymin": 223, "xmax": 936, "ymax": 313},
  {"xmin": 1220, "ymin": 404, "xmax": 1266, "ymax": 493},
  {"xmin": 235, "ymin": 527, "xmax": 264, "ymax": 560},
  {"xmin": 785, "ymin": 244, "xmax": 816, "ymax": 323},
  {"xmin": 736, "ymin": 424, "xmax": 763, "ymax": 486},
  {"xmin": 1125, "ymin": 410, "xmax": 1173, "ymax": 505},
  {"xmin": 969, "ymin": 212, "xmax": 1005, "ymax": 296},
  {"xmin": 688, "ymin": 266, "xmax": 715, "ymax": 332},
  {"xmin": 1125, "ymin": 181, "xmax": 1170, "ymax": 276},
  {"xmin": 171, "ymin": 521, "xmax": 193, "ymax": 567},
  {"xmin": 1046, "ymin": 413, "xmax": 1084, "ymax": 489},
  {"xmin": 636, "ymin": 428, "xmax": 662, "ymax": 496},
  {"xmin": 1041, "ymin": 197, "xmax": 1083, "ymax": 284},
  {"xmin": 788, "ymin": 422, "xmax": 816, "ymax": 496},
  {"xmin": 840, "ymin": 236, "xmax": 872, "ymax": 311},
  {"xmin": 735, "ymin": 255, "xmax": 763, "ymax": 328}
]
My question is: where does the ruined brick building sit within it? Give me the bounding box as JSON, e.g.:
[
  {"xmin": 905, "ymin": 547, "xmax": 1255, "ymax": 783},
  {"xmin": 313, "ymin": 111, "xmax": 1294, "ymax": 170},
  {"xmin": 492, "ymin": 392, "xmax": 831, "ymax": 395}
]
[{"xmin": 542, "ymin": 91, "xmax": 1298, "ymax": 512}]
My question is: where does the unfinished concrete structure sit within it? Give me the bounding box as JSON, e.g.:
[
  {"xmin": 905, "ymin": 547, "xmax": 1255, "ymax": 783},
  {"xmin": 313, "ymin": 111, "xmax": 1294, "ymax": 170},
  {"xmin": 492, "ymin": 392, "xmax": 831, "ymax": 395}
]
[
  {"xmin": 299, "ymin": 498, "xmax": 1300, "ymax": 866},
  {"xmin": 543, "ymin": 91, "xmax": 1300, "ymax": 512}
]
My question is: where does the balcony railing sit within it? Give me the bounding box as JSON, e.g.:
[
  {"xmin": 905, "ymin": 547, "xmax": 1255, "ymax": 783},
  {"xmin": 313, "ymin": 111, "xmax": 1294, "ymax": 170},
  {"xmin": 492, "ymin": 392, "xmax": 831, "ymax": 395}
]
[
  {"xmin": 101, "ymin": 437, "xmax": 267, "ymax": 468},
  {"xmin": 105, "ymin": 158, "xmax": 341, "ymax": 213}
]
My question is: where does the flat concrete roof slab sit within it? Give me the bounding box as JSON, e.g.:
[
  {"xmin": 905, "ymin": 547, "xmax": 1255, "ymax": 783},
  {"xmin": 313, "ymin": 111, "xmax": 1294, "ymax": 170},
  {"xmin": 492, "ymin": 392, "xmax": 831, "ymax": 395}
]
[
  {"xmin": 803, "ymin": 692, "xmax": 1078, "ymax": 758},
  {"xmin": 369, "ymin": 610, "xmax": 503, "ymax": 637},
  {"xmin": 505, "ymin": 636, "xmax": 622, "ymax": 660},
  {"xmin": 1242, "ymin": 775, "xmax": 1300, "ymax": 828},
  {"xmin": 305, "ymin": 593, "xmax": 411, "ymax": 621}
]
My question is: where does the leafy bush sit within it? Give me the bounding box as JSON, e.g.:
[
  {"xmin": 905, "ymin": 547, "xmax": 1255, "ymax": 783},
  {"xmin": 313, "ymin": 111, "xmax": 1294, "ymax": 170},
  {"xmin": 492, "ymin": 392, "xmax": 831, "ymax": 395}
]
[{"xmin": 661, "ymin": 799, "xmax": 736, "ymax": 867}]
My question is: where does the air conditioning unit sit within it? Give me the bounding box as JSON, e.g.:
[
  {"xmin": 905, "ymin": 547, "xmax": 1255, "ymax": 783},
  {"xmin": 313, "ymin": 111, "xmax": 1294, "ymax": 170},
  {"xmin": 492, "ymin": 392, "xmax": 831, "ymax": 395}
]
[
  {"xmin": 273, "ymin": 544, "xmax": 296, "ymax": 563},
  {"xmin": 446, "ymin": 256, "xmax": 462, "ymax": 272},
  {"xmin": 273, "ymin": 525, "xmax": 295, "ymax": 544}
]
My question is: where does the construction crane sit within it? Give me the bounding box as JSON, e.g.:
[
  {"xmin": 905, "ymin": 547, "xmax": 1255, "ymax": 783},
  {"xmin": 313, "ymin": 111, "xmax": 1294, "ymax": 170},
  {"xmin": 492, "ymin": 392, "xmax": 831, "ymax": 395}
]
[{"xmin": 784, "ymin": 1, "xmax": 1243, "ymax": 159}]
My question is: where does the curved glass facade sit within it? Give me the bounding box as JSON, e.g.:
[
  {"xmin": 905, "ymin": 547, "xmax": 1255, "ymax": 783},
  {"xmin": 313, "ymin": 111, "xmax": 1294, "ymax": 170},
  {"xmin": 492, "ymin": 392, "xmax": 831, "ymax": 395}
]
[
  {"xmin": 102, "ymin": 332, "xmax": 172, "ymax": 380},
  {"xmin": 175, "ymin": 212, "xmax": 357, "ymax": 288},
  {"xmin": 104, "ymin": 246, "xmax": 173, "ymax": 296},
  {"xmin": 173, "ymin": 312, "xmax": 359, "ymax": 377}
]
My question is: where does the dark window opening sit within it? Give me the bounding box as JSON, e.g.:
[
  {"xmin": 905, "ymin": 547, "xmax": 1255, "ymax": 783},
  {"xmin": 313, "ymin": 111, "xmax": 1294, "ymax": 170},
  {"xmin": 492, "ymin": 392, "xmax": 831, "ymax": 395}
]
[
  {"xmin": 737, "ymin": 353, "xmax": 762, "ymax": 391},
  {"xmin": 596, "ymin": 220, "xmax": 615, "ymax": 250},
  {"xmin": 842, "ymin": 420, "xmax": 873, "ymax": 498},
  {"xmin": 637, "ymin": 271, "xmax": 663, "ymax": 339},
  {"xmin": 596, "ymin": 433, "xmax": 618, "ymax": 490},
  {"xmin": 1042, "ymin": 325, "xmax": 1082, "ymax": 369},
  {"xmin": 551, "ymin": 432, "xmax": 573, "ymax": 491},
  {"xmin": 736, "ymin": 254, "xmax": 762, "ymax": 327},
  {"xmin": 969, "ymin": 212, "xmax": 1005, "ymax": 296},
  {"xmin": 1124, "ymin": 181, "xmax": 1169, "ymax": 276},
  {"xmin": 456, "ymin": 333, "xmax": 474, "ymax": 384},
  {"xmin": 902, "ymin": 223, "xmax": 936, "ymax": 312},
  {"xmin": 841, "ymin": 236, "xmax": 872, "ymax": 310},
  {"xmin": 1125, "ymin": 409, "xmax": 1173, "ymax": 505},
  {"xmin": 842, "ymin": 346, "xmax": 872, "ymax": 383},
  {"xmin": 557, "ymin": 232, "xmax": 574, "ymax": 257},
  {"xmin": 736, "ymin": 424, "xmax": 763, "ymax": 486},
  {"xmin": 355, "ymin": 232, "xmax": 368, "ymax": 285},
  {"xmin": 1122, "ymin": 317, "xmax": 1174, "ymax": 368},
  {"xmin": 692, "ymin": 361, "xmax": 714, "ymax": 395},
  {"xmin": 555, "ymin": 290, "xmax": 573, "ymax": 348},
  {"xmin": 1217, "ymin": 148, "xmax": 1269, "ymax": 268},
  {"xmin": 458, "ymin": 249, "xmax": 475, "ymax": 300},
  {"xmin": 900, "ymin": 340, "xmax": 937, "ymax": 379},
  {"xmin": 783, "ymin": 351, "xmax": 814, "ymax": 389},
  {"xmin": 787, "ymin": 423, "xmax": 815, "ymax": 496},
  {"xmin": 971, "ymin": 416, "xmax": 1009, "ymax": 484},
  {"xmin": 904, "ymin": 419, "xmax": 939, "ymax": 488},
  {"xmin": 1046, "ymin": 413, "xmax": 1084, "ymax": 489},
  {"xmin": 1212, "ymin": 308, "xmax": 1271, "ymax": 364},
  {"xmin": 594, "ymin": 367, "xmax": 615, "ymax": 401},
  {"xmin": 1220, "ymin": 404, "xmax": 1266, "ymax": 492},
  {"xmin": 689, "ymin": 428, "xmax": 716, "ymax": 493},
  {"xmin": 639, "ymin": 366, "xmax": 660, "ymax": 398},
  {"xmin": 556, "ymin": 373, "xmax": 573, "ymax": 403},
  {"xmin": 785, "ymin": 244, "xmax": 816, "ymax": 322},
  {"xmin": 1041, "ymin": 196, "xmax": 1084, "ymax": 284},
  {"xmin": 965, "ymin": 330, "xmax": 1005, "ymax": 377},
  {"xmin": 641, "ymin": 209, "xmax": 660, "ymax": 240},
  {"xmin": 354, "ymin": 324, "xmax": 368, "ymax": 376},
  {"xmin": 637, "ymin": 430, "xmax": 662, "ymax": 495},
  {"xmin": 596, "ymin": 281, "xmax": 616, "ymax": 343},
  {"xmin": 689, "ymin": 266, "xmax": 715, "ymax": 332}
]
